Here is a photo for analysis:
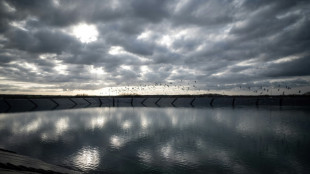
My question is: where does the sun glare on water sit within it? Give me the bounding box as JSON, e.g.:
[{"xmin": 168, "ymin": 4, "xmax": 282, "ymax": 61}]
[{"xmin": 72, "ymin": 23, "xmax": 98, "ymax": 43}]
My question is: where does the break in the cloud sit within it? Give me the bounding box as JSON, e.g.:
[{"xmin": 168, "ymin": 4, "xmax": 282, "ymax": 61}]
[{"xmin": 0, "ymin": 0, "xmax": 309, "ymax": 95}]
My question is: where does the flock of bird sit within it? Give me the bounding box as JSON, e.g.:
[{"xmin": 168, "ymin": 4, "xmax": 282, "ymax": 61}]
[
  {"xmin": 100, "ymin": 80, "xmax": 200, "ymax": 96},
  {"xmin": 99, "ymin": 80, "xmax": 303, "ymax": 96},
  {"xmin": 237, "ymin": 85, "xmax": 300, "ymax": 95}
]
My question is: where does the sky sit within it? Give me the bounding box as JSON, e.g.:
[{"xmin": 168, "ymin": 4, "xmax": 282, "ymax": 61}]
[{"xmin": 0, "ymin": 0, "xmax": 310, "ymax": 96}]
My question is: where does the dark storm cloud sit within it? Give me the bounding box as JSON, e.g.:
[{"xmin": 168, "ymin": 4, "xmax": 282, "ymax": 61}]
[
  {"xmin": 131, "ymin": 0, "xmax": 169, "ymax": 22},
  {"xmin": 0, "ymin": 0, "xmax": 309, "ymax": 93},
  {"xmin": 4, "ymin": 27, "xmax": 80, "ymax": 54},
  {"xmin": 264, "ymin": 56, "xmax": 310, "ymax": 77},
  {"xmin": 170, "ymin": 0, "xmax": 235, "ymax": 26}
]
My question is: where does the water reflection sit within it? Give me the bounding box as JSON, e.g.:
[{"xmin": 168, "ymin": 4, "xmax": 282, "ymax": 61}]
[
  {"xmin": 89, "ymin": 116, "xmax": 106, "ymax": 130},
  {"xmin": 21, "ymin": 118, "xmax": 42, "ymax": 134},
  {"xmin": 121, "ymin": 120, "xmax": 132, "ymax": 130},
  {"xmin": 110, "ymin": 135, "xmax": 126, "ymax": 149},
  {"xmin": 56, "ymin": 117, "xmax": 69, "ymax": 135},
  {"xmin": 70, "ymin": 146, "xmax": 100, "ymax": 172},
  {"xmin": 0, "ymin": 107, "xmax": 309, "ymax": 173},
  {"xmin": 137, "ymin": 149, "xmax": 152, "ymax": 164}
]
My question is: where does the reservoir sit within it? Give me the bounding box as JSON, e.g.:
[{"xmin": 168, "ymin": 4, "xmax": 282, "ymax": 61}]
[{"xmin": 0, "ymin": 106, "xmax": 309, "ymax": 173}]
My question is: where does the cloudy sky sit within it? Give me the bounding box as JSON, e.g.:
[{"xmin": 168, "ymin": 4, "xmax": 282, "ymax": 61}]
[{"xmin": 0, "ymin": 0, "xmax": 310, "ymax": 95}]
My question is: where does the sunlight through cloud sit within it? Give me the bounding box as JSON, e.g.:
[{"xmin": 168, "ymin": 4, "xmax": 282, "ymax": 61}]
[{"xmin": 72, "ymin": 23, "xmax": 98, "ymax": 43}]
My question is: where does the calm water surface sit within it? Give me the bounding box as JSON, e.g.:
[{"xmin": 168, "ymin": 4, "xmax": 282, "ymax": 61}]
[{"xmin": 0, "ymin": 107, "xmax": 310, "ymax": 173}]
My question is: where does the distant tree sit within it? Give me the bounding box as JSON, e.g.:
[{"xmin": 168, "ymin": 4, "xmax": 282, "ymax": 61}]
[{"xmin": 76, "ymin": 93, "xmax": 88, "ymax": 96}]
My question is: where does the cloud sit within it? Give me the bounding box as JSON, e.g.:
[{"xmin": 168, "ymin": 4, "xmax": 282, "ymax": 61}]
[
  {"xmin": 4, "ymin": 27, "xmax": 80, "ymax": 54},
  {"xmin": 263, "ymin": 56, "xmax": 310, "ymax": 77},
  {"xmin": 0, "ymin": 0, "xmax": 309, "ymax": 95}
]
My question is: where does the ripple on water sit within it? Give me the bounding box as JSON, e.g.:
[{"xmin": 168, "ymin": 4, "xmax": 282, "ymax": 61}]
[{"xmin": 66, "ymin": 146, "xmax": 101, "ymax": 172}]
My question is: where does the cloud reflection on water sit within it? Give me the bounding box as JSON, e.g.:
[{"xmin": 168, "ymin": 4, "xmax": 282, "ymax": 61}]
[
  {"xmin": 55, "ymin": 117, "xmax": 69, "ymax": 135},
  {"xmin": 0, "ymin": 107, "xmax": 309, "ymax": 173},
  {"xmin": 89, "ymin": 116, "xmax": 106, "ymax": 130},
  {"xmin": 70, "ymin": 146, "xmax": 100, "ymax": 172}
]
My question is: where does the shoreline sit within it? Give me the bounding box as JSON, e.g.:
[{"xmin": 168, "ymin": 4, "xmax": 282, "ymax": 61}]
[
  {"xmin": 1, "ymin": 95, "xmax": 310, "ymax": 113},
  {"xmin": 1, "ymin": 93, "xmax": 309, "ymax": 99}
]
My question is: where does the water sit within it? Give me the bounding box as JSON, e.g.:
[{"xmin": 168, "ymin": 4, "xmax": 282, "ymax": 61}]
[{"xmin": 0, "ymin": 107, "xmax": 310, "ymax": 173}]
